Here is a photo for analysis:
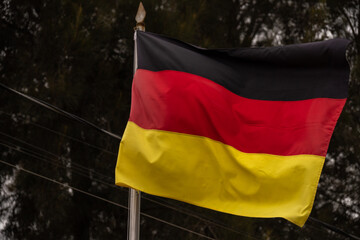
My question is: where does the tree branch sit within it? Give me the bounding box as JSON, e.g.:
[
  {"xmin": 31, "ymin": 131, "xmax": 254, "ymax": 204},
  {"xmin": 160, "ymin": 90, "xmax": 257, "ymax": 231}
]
[{"xmin": 338, "ymin": 6, "xmax": 357, "ymax": 39}]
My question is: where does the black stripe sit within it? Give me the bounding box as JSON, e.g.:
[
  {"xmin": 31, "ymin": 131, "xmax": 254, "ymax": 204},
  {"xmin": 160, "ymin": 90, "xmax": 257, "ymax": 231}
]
[{"xmin": 137, "ymin": 31, "xmax": 350, "ymax": 101}]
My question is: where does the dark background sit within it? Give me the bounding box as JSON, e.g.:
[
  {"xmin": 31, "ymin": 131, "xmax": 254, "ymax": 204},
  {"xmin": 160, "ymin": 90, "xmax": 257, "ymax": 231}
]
[{"xmin": 0, "ymin": 0, "xmax": 359, "ymax": 239}]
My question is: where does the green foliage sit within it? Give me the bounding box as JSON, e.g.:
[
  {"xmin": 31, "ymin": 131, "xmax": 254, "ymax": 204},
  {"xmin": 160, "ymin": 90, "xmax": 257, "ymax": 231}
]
[{"xmin": 0, "ymin": 0, "xmax": 359, "ymax": 239}]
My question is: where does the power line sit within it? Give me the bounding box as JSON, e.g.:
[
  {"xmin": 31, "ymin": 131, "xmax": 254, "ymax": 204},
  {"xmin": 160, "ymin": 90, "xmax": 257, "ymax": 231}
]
[
  {"xmin": 0, "ymin": 110, "xmax": 116, "ymax": 156},
  {"xmin": 0, "ymin": 159, "xmax": 216, "ymax": 240},
  {"xmin": 0, "ymin": 141, "xmax": 114, "ymax": 186},
  {"xmin": 1, "ymin": 83, "xmax": 359, "ymax": 239},
  {"xmin": 141, "ymin": 195, "xmax": 260, "ymax": 240},
  {"xmin": 0, "ymin": 133, "xmax": 113, "ymax": 181},
  {"xmin": 0, "ymin": 83, "xmax": 121, "ymax": 140},
  {"xmin": 309, "ymin": 217, "xmax": 360, "ymax": 240}
]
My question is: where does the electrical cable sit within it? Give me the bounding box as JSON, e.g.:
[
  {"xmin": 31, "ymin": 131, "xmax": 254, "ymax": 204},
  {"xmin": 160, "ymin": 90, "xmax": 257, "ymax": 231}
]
[
  {"xmin": 0, "ymin": 141, "xmax": 114, "ymax": 187},
  {"xmin": 0, "ymin": 110, "xmax": 116, "ymax": 156},
  {"xmin": 0, "ymin": 159, "xmax": 216, "ymax": 240},
  {"xmin": 1, "ymin": 83, "xmax": 359, "ymax": 239},
  {"xmin": 0, "ymin": 83, "xmax": 121, "ymax": 140},
  {"xmin": 141, "ymin": 195, "xmax": 260, "ymax": 240},
  {"xmin": 308, "ymin": 217, "xmax": 360, "ymax": 240},
  {"xmin": 0, "ymin": 133, "xmax": 113, "ymax": 181}
]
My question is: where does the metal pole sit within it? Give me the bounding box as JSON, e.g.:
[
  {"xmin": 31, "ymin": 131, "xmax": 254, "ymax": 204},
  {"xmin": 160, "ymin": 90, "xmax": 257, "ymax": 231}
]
[
  {"xmin": 128, "ymin": 189, "xmax": 141, "ymax": 240},
  {"xmin": 128, "ymin": 3, "xmax": 146, "ymax": 240}
]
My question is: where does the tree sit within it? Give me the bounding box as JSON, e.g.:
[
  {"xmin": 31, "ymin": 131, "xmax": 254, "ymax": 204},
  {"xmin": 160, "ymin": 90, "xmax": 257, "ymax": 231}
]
[{"xmin": 1, "ymin": 0, "xmax": 359, "ymax": 239}]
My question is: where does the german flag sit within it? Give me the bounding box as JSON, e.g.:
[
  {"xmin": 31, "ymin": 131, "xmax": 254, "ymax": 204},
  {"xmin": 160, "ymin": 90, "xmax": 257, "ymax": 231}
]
[{"xmin": 115, "ymin": 31, "xmax": 350, "ymax": 227}]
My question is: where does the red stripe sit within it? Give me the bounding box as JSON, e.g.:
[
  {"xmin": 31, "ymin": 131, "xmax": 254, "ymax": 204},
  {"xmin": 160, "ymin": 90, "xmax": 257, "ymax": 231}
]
[{"xmin": 130, "ymin": 69, "xmax": 346, "ymax": 156}]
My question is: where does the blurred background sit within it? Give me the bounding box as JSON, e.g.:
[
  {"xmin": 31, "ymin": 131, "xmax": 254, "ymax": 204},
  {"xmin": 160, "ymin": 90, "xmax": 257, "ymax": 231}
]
[{"xmin": 0, "ymin": 0, "xmax": 359, "ymax": 239}]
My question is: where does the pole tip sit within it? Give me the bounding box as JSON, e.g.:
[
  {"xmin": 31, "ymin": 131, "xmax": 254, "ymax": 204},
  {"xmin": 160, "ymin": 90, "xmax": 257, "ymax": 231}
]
[{"xmin": 135, "ymin": 2, "xmax": 146, "ymax": 31}]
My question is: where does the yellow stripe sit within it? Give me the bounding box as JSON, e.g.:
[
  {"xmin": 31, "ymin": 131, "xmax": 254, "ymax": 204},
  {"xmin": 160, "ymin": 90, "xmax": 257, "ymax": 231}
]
[{"xmin": 115, "ymin": 121, "xmax": 324, "ymax": 226}]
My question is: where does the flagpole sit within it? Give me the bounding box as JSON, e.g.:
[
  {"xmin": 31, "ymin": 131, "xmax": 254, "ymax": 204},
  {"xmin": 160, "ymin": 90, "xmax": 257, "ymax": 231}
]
[{"xmin": 128, "ymin": 3, "xmax": 146, "ymax": 240}]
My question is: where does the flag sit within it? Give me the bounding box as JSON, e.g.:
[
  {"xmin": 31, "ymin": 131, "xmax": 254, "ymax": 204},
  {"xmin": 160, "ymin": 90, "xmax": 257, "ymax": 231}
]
[{"xmin": 115, "ymin": 31, "xmax": 350, "ymax": 227}]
